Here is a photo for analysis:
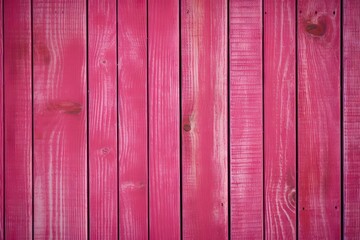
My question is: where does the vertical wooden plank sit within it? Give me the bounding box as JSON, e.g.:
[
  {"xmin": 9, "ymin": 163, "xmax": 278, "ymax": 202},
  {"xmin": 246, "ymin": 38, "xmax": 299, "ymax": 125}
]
[
  {"xmin": 264, "ymin": 0, "xmax": 296, "ymax": 239},
  {"xmin": 229, "ymin": 0, "xmax": 263, "ymax": 238},
  {"xmin": 33, "ymin": 1, "xmax": 87, "ymax": 238},
  {"xmin": 0, "ymin": 0, "xmax": 3, "ymax": 237},
  {"xmin": 298, "ymin": 0, "xmax": 341, "ymax": 238},
  {"xmin": 181, "ymin": 0, "xmax": 228, "ymax": 239},
  {"xmin": 88, "ymin": 0, "xmax": 117, "ymax": 238},
  {"xmin": 118, "ymin": 0, "xmax": 148, "ymax": 239},
  {"xmin": 344, "ymin": 0, "xmax": 360, "ymax": 238},
  {"xmin": 148, "ymin": 0, "xmax": 180, "ymax": 239},
  {"xmin": 4, "ymin": 0, "xmax": 32, "ymax": 238}
]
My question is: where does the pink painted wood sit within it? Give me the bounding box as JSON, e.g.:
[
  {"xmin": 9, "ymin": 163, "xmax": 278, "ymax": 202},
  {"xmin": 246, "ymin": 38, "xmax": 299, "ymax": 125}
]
[
  {"xmin": 264, "ymin": 0, "xmax": 296, "ymax": 239},
  {"xmin": 297, "ymin": 0, "xmax": 341, "ymax": 238},
  {"xmin": 229, "ymin": 0, "xmax": 263, "ymax": 238},
  {"xmin": 33, "ymin": 1, "xmax": 87, "ymax": 238},
  {"xmin": 0, "ymin": 0, "xmax": 3, "ymax": 237},
  {"xmin": 181, "ymin": 0, "xmax": 228, "ymax": 239},
  {"xmin": 118, "ymin": 0, "xmax": 148, "ymax": 239},
  {"xmin": 88, "ymin": 0, "xmax": 117, "ymax": 238},
  {"xmin": 148, "ymin": 0, "xmax": 180, "ymax": 239},
  {"xmin": 4, "ymin": 0, "xmax": 32, "ymax": 238},
  {"xmin": 344, "ymin": 0, "xmax": 360, "ymax": 238}
]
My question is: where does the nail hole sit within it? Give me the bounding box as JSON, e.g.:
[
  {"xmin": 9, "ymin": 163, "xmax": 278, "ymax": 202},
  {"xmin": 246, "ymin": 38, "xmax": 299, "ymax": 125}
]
[
  {"xmin": 335, "ymin": 206, "xmax": 338, "ymax": 209},
  {"xmin": 265, "ymin": 11, "xmax": 267, "ymax": 14},
  {"xmin": 315, "ymin": 11, "xmax": 318, "ymax": 14},
  {"xmin": 302, "ymin": 207, "xmax": 305, "ymax": 210},
  {"xmin": 333, "ymin": 11, "xmax": 336, "ymax": 15},
  {"xmin": 299, "ymin": 10, "xmax": 302, "ymax": 13}
]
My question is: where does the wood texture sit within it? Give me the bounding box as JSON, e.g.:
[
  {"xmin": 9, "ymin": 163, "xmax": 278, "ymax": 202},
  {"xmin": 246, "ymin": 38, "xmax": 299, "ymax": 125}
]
[
  {"xmin": 0, "ymin": 0, "xmax": 3, "ymax": 237},
  {"xmin": 33, "ymin": 1, "xmax": 87, "ymax": 238},
  {"xmin": 88, "ymin": 0, "xmax": 117, "ymax": 238},
  {"xmin": 343, "ymin": 0, "xmax": 360, "ymax": 238},
  {"xmin": 4, "ymin": 0, "xmax": 33, "ymax": 238},
  {"xmin": 118, "ymin": 0, "xmax": 148, "ymax": 239},
  {"xmin": 297, "ymin": 0, "xmax": 341, "ymax": 238},
  {"xmin": 148, "ymin": 0, "xmax": 180, "ymax": 239},
  {"xmin": 264, "ymin": 0, "xmax": 296, "ymax": 239},
  {"xmin": 229, "ymin": 0, "xmax": 263, "ymax": 238},
  {"xmin": 181, "ymin": 0, "xmax": 228, "ymax": 239}
]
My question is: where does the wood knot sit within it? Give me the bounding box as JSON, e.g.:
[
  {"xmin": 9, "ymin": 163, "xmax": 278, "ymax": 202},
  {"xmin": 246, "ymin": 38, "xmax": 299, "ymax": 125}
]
[
  {"xmin": 305, "ymin": 22, "xmax": 326, "ymax": 36},
  {"xmin": 101, "ymin": 147, "xmax": 110, "ymax": 155},
  {"xmin": 183, "ymin": 124, "xmax": 191, "ymax": 132}
]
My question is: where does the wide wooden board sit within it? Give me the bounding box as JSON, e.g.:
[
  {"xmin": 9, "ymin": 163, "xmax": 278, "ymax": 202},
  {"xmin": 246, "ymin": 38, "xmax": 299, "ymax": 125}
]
[
  {"xmin": 297, "ymin": 0, "xmax": 341, "ymax": 238},
  {"xmin": 229, "ymin": 0, "xmax": 263, "ymax": 238},
  {"xmin": 33, "ymin": 1, "xmax": 87, "ymax": 238},
  {"xmin": 264, "ymin": 0, "xmax": 296, "ymax": 239},
  {"xmin": 148, "ymin": 0, "xmax": 180, "ymax": 239},
  {"xmin": 4, "ymin": 0, "xmax": 33, "ymax": 238},
  {"xmin": 118, "ymin": 0, "xmax": 148, "ymax": 239},
  {"xmin": 88, "ymin": 0, "xmax": 118, "ymax": 238},
  {"xmin": 181, "ymin": 0, "xmax": 228, "ymax": 239}
]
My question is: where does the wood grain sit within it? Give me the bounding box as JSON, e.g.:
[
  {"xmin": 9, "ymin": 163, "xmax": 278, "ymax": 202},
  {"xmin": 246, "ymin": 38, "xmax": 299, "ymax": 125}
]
[
  {"xmin": 4, "ymin": 0, "xmax": 33, "ymax": 238},
  {"xmin": 148, "ymin": 0, "xmax": 180, "ymax": 239},
  {"xmin": 88, "ymin": 0, "xmax": 117, "ymax": 238},
  {"xmin": 0, "ymin": 0, "xmax": 3, "ymax": 237},
  {"xmin": 229, "ymin": 0, "xmax": 263, "ymax": 238},
  {"xmin": 264, "ymin": 0, "xmax": 296, "ymax": 239},
  {"xmin": 297, "ymin": 0, "xmax": 341, "ymax": 238},
  {"xmin": 33, "ymin": 1, "xmax": 87, "ymax": 238},
  {"xmin": 181, "ymin": 0, "xmax": 228, "ymax": 239},
  {"xmin": 343, "ymin": 0, "xmax": 360, "ymax": 238},
  {"xmin": 118, "ymin": 0, "xmax": 148, "ymax": 239}
]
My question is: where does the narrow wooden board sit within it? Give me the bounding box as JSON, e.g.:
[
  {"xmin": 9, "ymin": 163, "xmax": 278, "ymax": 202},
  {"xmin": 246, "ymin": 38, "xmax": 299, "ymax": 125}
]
[
  {"xmin": 343, "ymin": 0, "xmax": 360, "ymax": 238},
  {"xmin": 297, "ymin": 0, "xmax": 341, "ymax": 238},
  {"xmin": 148, "ymin": 0, "xmax": 180, "ymax": 239},
  {"xmin": 264, "ymin": 0, "xmax": 296, "ymax": 239},
  {"xmin": 88, "ymin": 0, "xmax": 117, "ymax": 238},
  {"xmin": 0, "ymin": 0, "xmax": 3, "ymax": 237},
  {"xmin": 4, "ymin": 0, "xmax": 33, "ymax": 238},
  {"xmin": 118, "ymin": 0, "xmax": 148, "ymax": 239},
  {"xmin": 229, "ymin": 0, "xmax": 263, "ymax": 238},
  {"xmin": 181, "ymin": 0, "xmax": 228, "ymax": 239},
  {"xmin": 33, "ymin": 1, "xmax": 87, "ymax": 238}
]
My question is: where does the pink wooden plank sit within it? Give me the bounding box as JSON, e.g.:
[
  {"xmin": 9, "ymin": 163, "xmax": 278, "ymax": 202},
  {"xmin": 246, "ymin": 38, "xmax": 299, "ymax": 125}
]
[
  {"xmin": 229, "ymin": 0, "xmax": 263, "ymax": 238},
  {"xmin": 264, "ymin": 0, "xmax": 296, "ymax": 239},
  {"xmin": 118, "ymin": 0, "xmax": 148, "ymax": 239},
  {"xmin": 181, "ymin": 0, "xmax": 228, "ymax": 239},
  {"xmin": 0, "ymin": 0, "xmax": 3, "ymax": 237},
  {"xmin": 344, "ymin": 0, "xmax": 360, "ymax": 238},
  {"xmin": 4, "ymin": 0, "xmax": 32, "ymax": 238},
  {"xmin": 297, "ymin": 0, "xmax": 341, "ymax": 238},
  {"xmin": 33, "ymin": 1, "xmax": 87, "ymax": 238},
  {"xmin": 148, "ymin": 0, "xmax": 180, "ymax": 239},
  {"xmin": 88, "ymin": 0, "xmax": 117, "ymax": 238}
]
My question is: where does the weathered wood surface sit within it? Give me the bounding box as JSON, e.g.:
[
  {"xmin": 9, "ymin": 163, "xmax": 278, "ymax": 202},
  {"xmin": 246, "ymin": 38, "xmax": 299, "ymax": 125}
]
[
  {"xmin": 148, "ymin": 0, "xmax": 180, "ymax": 239},
  {"xmin": 297, "ymin": 0, "xmax": 341, "ymax": 238},
  {"xmin": 181, "ymin": 0, "xmax": 228, "ymax": 239},
  {"xmin": 229, "ymin": 0, "xmax": 263, "ymax": 238},
  {"xmin": 4, "ymin": 0, "xmax": 33, "ymax": 238},
  {"xmin": 88, "ymin": 0, "xmax": 118, "ymax": 238},
  {"xmin": 264, "ymin": 0, "xmax": 296, "ymax": 239},
  {"xmin": 118, "ymin": 0, "xmax": 148, "ymax": 239},
  {"xmin": 33, "ymin": 0, "xmax": 87, "ymax": 238},
  {"xmin": 344, "ymin": 0, "xmax": 360, "ymax": 238}
]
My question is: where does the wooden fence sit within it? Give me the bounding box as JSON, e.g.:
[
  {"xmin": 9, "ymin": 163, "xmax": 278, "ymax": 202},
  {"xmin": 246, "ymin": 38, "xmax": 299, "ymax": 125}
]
[{"xmin": 0, "ymin": 0, "xmax": 359, "ymax": 239}]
